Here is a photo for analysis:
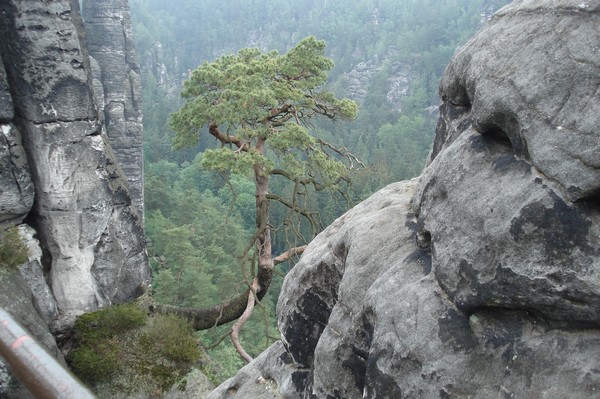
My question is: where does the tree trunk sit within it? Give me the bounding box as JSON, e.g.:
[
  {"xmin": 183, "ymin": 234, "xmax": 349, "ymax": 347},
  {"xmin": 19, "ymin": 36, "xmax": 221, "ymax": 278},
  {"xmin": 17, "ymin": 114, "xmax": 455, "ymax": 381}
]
[
  {"xmin": 152, "ymin": 260, "xmax": 272, "ymax": 330},
  {"xmin": 253, "ymin": 137, "xmax": 274, "ymax": 291},
  {"xmin": 154, "ymin": 144, "xmax": 275, "ymax": 332}
]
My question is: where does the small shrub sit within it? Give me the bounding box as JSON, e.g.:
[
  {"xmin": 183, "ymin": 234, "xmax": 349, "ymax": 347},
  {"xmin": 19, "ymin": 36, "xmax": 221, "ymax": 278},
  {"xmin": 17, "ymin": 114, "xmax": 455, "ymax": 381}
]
[
  {"xmin": 141, "ymin": 314, "xmax": 201, "ymax": 363},
  {"xmin": 68, "ymin": 339, "xmax": 119, "ymax": 383},
  {"xmin": 74, "ymin": 303, "xmax": 147, "ymax": 340},
  {"xmin": 0, "ymin": 227, "xmax": 29, "ymax": 271},
  {"xmin": 69, "ymin": 304, "xmax": 147, "ymax": 385},
  {"xmin": 69, "ymin": 304, "xmax": 203, "ymax": 398}
]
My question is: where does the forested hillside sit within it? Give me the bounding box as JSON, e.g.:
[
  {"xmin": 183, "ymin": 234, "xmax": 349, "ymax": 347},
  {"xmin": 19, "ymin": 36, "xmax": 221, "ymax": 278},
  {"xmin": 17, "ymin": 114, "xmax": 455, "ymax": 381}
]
[{"xmin": 129, "ymin": 0, "xmax": 510, "ymax": 382}]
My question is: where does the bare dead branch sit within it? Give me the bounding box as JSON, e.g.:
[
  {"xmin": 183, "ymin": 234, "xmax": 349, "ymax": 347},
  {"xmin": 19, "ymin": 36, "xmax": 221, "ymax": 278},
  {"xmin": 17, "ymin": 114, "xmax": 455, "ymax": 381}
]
[
  {"xmin": 317, "ymin": 139, "xmax": 366, "ymax": 170},
  {"xmin": 266, "ymin": 193, "xmax": 321, "ymax": 233},
  {"xmin": 205, "ymin": 330, "xmax": 230, "ymax": 350},
  {"xmin": 270, "ymin": 169, "xmax": 329, "ymax": 192}
]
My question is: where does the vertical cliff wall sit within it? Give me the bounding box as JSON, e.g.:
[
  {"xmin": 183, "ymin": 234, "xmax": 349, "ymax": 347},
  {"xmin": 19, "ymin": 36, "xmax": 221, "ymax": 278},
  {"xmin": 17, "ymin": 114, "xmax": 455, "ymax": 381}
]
[
  {"xmin": 0, "ymin": 0, "xmax": 150, "ymax": 330},
  {"xmin": 81, "ymin": 0, "xmax": 145, "ymax": 220}
]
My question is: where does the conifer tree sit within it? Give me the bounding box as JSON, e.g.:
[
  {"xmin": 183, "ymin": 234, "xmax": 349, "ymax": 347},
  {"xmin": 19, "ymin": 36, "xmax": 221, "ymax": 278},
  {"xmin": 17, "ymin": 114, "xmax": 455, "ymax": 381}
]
[{"xmin": 162, "ymin": 36, "xmax": 358, "ymax": 361}]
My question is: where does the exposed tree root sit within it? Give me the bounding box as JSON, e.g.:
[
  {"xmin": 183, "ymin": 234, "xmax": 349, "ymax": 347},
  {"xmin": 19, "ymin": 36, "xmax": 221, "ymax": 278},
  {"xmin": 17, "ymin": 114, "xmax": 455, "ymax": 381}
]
[
  {"xmin": 231, "ymin": 278, "xmax": 259, "ymax": 363},
  {"xmin": 152, "ymin": 246, "xmax": 306, "ymax": 332}
]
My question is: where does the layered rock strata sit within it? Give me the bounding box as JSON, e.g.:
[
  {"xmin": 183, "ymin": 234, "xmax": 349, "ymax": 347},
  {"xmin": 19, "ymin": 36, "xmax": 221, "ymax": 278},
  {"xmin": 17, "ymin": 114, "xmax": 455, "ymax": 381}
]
[
  {"xmin": 0, "ymin": 0, "xmax": 147, "ymax": 396},
  {"xmin": 0, "ymin": 0, "xmax": 150, "ymax": 321},
  {"xmin": 209, "ymin": 1, "xmax": 600, "ymax": 397},
  {"xmin": 82, "ymin": 0, "xmax": 145, "ymax": 220}
]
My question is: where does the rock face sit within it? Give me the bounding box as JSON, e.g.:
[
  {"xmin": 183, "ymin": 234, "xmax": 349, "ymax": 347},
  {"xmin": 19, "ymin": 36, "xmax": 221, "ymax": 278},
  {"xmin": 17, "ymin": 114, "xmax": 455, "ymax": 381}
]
[
  {"xmin": 0, "ymin": 0, "xmax": 150, "ymax": 323},
  {"xmin": 344, "ymin": 60, "xmax": 412, "ymax": 113},
  {"xmin": 82, "ymin": 0, "xmax": 145, "ymax": 220},
  {"xmin": 0, "ymin": 115, "xmax": 34, "ymax": 229},
  {"xmin": 0, "ymin": 0, "xmax": 150, "ymax": 394},
  {"xmin": 209, "ymin": 1, "xmax": 600, "ymax": 398},
  {"xmin": 0, "ymin": 270, "xmax": 65, "ymax": 399}
]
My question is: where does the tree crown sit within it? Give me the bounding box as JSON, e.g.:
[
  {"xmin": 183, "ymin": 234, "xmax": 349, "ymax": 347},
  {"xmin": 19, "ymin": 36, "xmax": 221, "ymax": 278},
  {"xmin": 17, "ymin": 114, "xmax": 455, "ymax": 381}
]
[{"xmin": 170, "ymin": 36, "xmax": 357, "ymax": 182}]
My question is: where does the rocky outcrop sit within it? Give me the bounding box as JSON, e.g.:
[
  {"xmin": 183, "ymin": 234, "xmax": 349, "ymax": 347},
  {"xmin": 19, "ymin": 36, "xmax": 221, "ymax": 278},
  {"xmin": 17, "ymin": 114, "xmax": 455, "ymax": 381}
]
[
  {"xmin": 0, "ymin": 0, "xmax": 150, "ymax": 323},
  {"xmin": 0, "ymin": 0, "xmax": 150, "ymax": 394},
  {"xmin": 209, "ymin": 1, "xmax": 600, "ymax": 397},
  {"xmin": 0, "ymin": 270, "xmax": 65, "ymax": 399},
  {"xmin": 344, "ymin": 60, "xmax": 412, "ymax": 112},
  {"xmin": 0, "ymin": 111, "xmax": 34, "ymax": 230},
  {"xmin": 82, "ymin": 0, "xmax": 145, "ymax": 220}
]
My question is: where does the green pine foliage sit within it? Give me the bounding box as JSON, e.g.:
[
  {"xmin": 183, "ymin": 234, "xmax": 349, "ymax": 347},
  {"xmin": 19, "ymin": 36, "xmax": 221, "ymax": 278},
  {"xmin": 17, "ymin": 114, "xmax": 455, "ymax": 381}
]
[
  {"xmin": 0, "ymin": 227, "xmax": 29, "ymax": 272},
  {"xmin": 130, "ymin": 0, "xmax": 511, "ymax": 383}
]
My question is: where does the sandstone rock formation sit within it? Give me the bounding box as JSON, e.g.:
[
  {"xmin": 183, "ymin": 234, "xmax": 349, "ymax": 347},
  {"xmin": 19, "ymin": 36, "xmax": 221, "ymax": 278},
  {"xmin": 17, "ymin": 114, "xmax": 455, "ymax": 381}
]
[
  {"xmin": 0, "ymin": 0, "xmax": 150, "ymax": 394},
  {"xmin": 0, "ymin": 0, "xmax": 150, "ymax": 382},
  {"xmin": 0, "ymin": 0, "xmax": 151, "ymax": 316},
  {"xmin": 344, "ymin": 60, "xmax": 412, "ymax": 113},
  {"xmin": 209, "ymin": 1, "xmax": 600, "ymax": 397},
  {"xmin": 82, "ymin": 0, "xmax": 145, "ymax": 220}
]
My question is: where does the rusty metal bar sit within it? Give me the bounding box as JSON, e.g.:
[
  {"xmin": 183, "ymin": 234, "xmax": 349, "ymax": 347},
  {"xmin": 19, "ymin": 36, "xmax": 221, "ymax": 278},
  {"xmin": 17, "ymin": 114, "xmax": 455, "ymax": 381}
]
[{"xmin": 0, "ymin": 308, "xmax": 96, "ymax": 399}]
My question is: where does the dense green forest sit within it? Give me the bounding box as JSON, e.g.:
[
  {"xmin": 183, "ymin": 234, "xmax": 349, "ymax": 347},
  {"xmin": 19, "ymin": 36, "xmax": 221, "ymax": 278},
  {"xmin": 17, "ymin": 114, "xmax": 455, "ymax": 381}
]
[{"xmin": 129, "ymin": 0, "xmax": 510, "ymax": 382}]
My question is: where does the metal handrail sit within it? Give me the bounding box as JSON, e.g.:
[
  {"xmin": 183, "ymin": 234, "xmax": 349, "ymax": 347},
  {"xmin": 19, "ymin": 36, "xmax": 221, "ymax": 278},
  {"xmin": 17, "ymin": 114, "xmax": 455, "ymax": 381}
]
[{"xmin": 0, "ymin": 308, "xmax": 96, "ymax": 399}]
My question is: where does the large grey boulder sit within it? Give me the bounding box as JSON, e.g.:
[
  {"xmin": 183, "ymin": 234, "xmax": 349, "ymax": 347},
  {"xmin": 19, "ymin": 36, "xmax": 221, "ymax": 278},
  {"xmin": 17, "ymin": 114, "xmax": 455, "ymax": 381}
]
[
  {"xmin": 0, "ymin": 0, "xmax": 151, "ymax": 317},
  {"xmin": 436, "ymin": 0, "xmax": 600, "ymax": 201},
  {"xmin": 209, "ymin": 1, "xmax": 600, "ymax": 397}
]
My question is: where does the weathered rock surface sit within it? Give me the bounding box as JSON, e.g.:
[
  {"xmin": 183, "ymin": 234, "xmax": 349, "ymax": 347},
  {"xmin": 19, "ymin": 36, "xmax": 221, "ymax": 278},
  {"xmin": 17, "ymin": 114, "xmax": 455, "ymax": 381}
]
[
  {"xmin": 0, "ymin": 56, "xmax": 14, "ymax": 123},
  {"xmin": 0, "ymin": 0, "xmax": 149, "ymax": 396},
  {"xmin": 0, "ymin": 122, "xmax": 34, "ymax": 229},
  {"xmin": 1, "ymin": 1, "xmax": 150, "ymax": 318},
  {"xmin": 0, "ymin": 0, "xmax": 150, "ymax": 316},
  {"xmin": 17, "ymin": 224, "xmax": 58, "ymax": 324},
  {"xmin": 344, "ymin": 60, "xmax": 412, "ymax": 112},
  {"xmin": 82, "ymin": 0, "xmax": 145, "ymax": 220},
  {"xmin": 0, "ymin": 270, "xmax": 64, "ymax": 399},
  {"xmin": 209, "ymin": 1, "xmax": 600, "ymax": 398},
  {"xmin": 438, "ymin": 0, "xmax": 600, "ymax": 201},
  {"xmin": 0, "ymin": 0, "xmax": 151, "ymax": 393}
]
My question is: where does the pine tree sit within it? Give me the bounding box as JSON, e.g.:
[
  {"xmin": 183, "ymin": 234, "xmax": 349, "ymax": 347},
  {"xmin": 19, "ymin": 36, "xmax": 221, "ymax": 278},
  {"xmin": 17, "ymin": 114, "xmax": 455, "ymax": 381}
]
[{"xmin": 161, "ymin": 36, "xmax": 358, "ymax": 361}]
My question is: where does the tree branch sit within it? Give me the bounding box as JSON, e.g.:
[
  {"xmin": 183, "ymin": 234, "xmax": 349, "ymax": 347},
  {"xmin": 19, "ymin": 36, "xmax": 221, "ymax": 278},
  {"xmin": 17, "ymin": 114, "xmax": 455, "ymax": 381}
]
[
  {"xmin": 270, "ymin": 169, "xmax": 329, "ymax": 192},
  {"xmin": 152, "ymin": 264, "xmax": 272, "ymax": 331},
  {"xmin": 209, "ymin": 121, "xmax": 249, "ymax": 151},
  {"xmin": 317, "ymin": 139, "xmax": 366, "ymax": 170},
  {"xmin": 273, "ymin": 245, "xmax": 307, "ymax": 265},
  {"xmin": 266, "ymin": 193, "xmax": 321, "ymax": 232}
]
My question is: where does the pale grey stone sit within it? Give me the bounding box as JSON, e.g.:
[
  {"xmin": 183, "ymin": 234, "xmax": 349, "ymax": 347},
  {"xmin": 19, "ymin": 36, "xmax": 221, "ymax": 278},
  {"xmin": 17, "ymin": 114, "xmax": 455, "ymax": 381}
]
[
  {"xmin": 208, "ymin": 1, "xmax": 600, "ymax": 398},
  {"xmin": 438, "ymin": 0, "xmax": 600, "ymax": 200},
  {"xmin": 0, "ymin": 0, "xmax": 151, "ymax": 317},
  {"xmin": 0, "ymin": 0, "xmax": 96, "ymax": 124},
  {"xmin": 17, "ymin": 224, "xmax": 58, "ymax": 324},
  {"xmin": 0, "ymin": 124, "xmax": 34, "ymax": 228},
  {"xmin": 82, "ymin": 0, "xmax": 145, "ymax": 220},
  {"xmin": 207, "ymin": 341, "xmax": 290, "ymax": 399}
]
